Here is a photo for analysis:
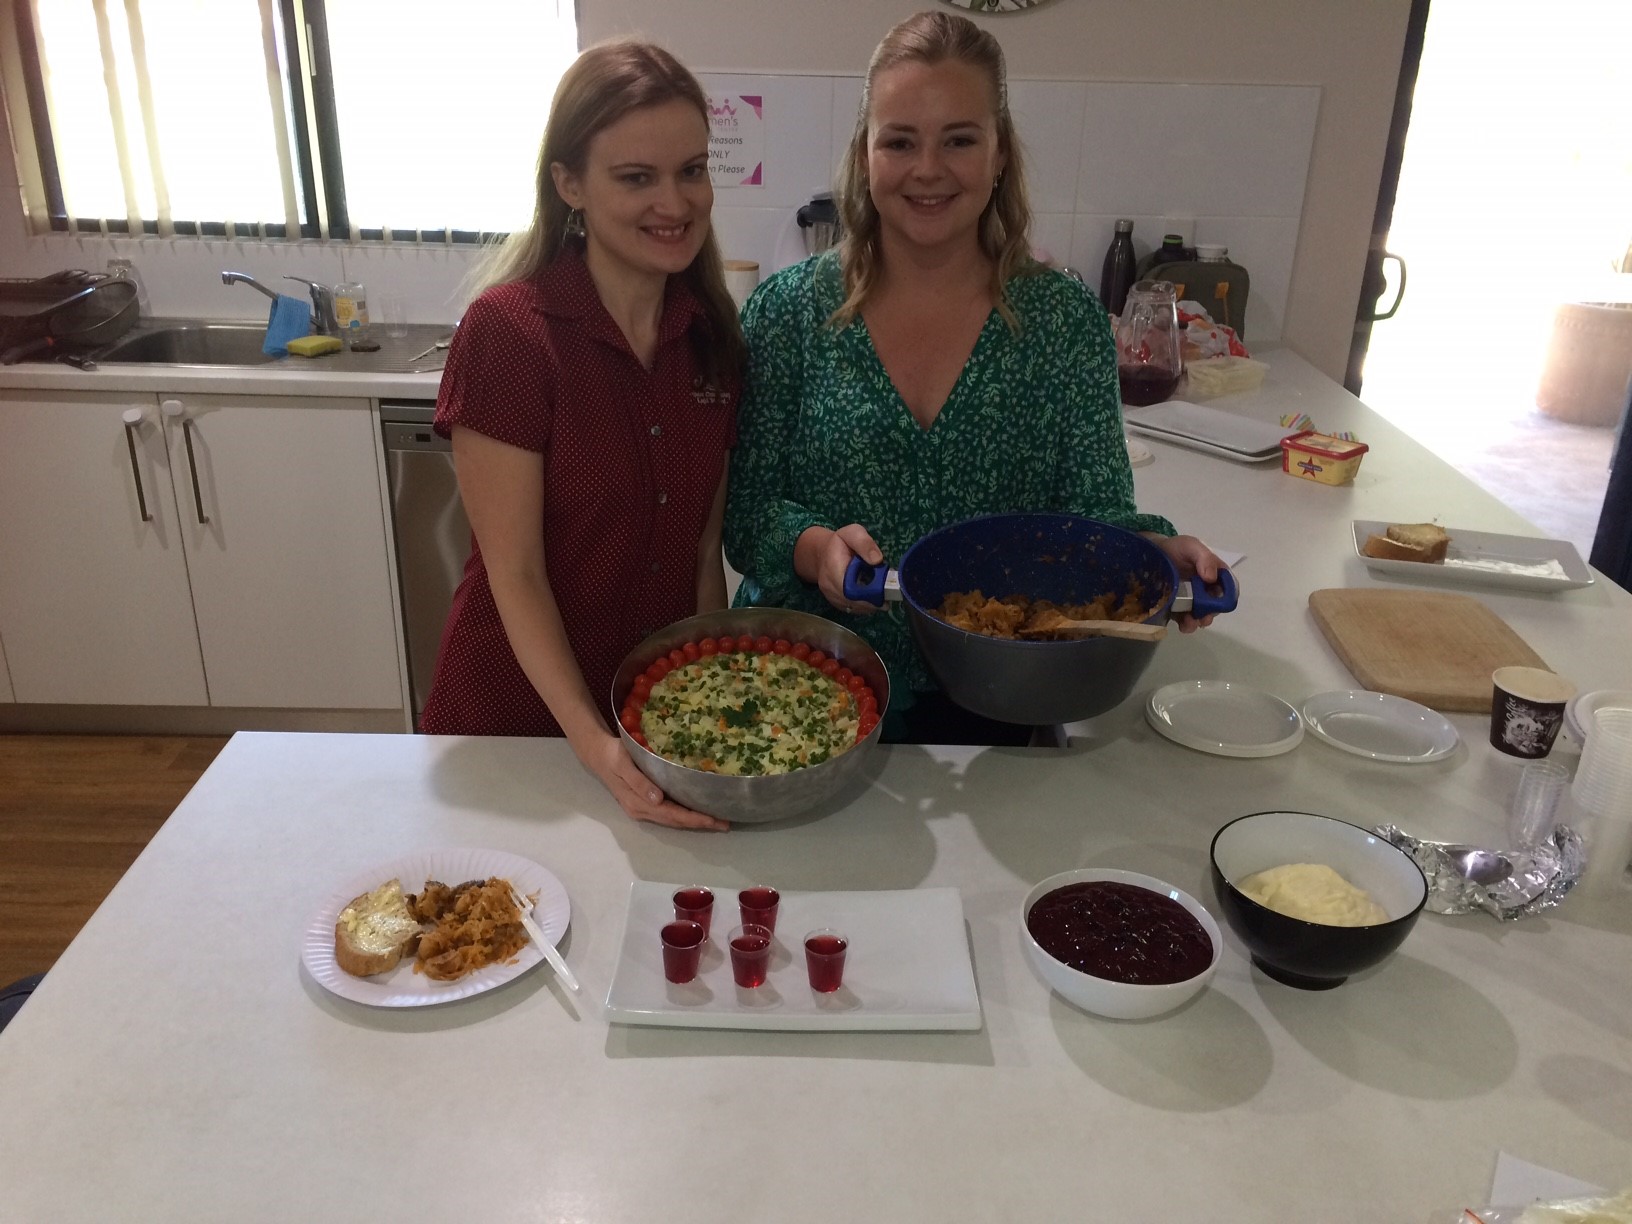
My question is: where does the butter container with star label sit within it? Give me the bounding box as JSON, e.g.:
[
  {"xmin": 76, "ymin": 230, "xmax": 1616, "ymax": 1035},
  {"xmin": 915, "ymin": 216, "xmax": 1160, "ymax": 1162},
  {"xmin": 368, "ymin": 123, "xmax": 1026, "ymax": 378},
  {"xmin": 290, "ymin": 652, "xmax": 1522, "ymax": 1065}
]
[{"xmin": 1280, "ymin": 430, "xmax": 1369, "ymax": 485}]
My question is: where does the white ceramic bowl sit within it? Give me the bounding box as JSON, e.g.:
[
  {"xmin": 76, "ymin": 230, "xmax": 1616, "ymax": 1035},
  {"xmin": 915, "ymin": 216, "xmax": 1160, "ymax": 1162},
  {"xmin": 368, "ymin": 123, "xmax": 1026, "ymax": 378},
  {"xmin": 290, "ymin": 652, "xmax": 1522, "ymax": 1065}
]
[{"xmin": 1020, "ymin": 867, "xmax": 1222, "ymax": 1020}]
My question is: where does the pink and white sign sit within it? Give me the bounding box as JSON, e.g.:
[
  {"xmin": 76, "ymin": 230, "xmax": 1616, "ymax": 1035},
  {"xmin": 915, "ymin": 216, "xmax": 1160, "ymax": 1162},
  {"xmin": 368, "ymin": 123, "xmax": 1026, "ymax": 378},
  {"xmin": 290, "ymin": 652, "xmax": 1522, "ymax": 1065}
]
[{"xmin": 707, "ymin": 95, "xmax": 764, "ymax": 188}]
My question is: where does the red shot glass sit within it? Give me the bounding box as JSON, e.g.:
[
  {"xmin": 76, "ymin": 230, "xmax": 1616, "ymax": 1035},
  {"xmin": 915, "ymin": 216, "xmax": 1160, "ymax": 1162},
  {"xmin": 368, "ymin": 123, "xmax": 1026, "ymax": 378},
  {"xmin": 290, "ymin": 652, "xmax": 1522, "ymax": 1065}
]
[
  {"xmin": 661, "ymin": 920, "xmax": 706, "ymax": 984},
  {"xmin": 673, "ymin": 886, "xmax": 714, "ymax": 938},
  {"xmin": 738, "ymin": 886, "xmax": 780, "ymax": 934},
  {"xmin": 803, "ymin": 929, "xmax": 848, "ymax": 993},
  {"xmin": 728, "ymin": 923, "xmax": 774, "ymax": 989}
]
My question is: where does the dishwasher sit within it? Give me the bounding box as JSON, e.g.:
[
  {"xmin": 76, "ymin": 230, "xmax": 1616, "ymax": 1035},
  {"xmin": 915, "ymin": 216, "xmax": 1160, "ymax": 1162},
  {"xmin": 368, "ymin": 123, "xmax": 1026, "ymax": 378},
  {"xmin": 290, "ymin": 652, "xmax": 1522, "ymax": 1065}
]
[{"xmin": 380, "ymin": 401, "xmax": 471, "ymax": 720}]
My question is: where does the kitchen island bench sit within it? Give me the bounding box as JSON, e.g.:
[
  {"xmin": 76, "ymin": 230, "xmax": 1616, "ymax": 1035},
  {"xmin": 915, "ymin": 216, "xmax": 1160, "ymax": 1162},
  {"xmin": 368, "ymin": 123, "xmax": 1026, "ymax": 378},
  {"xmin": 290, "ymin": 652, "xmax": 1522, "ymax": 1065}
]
[{"xmin": 2, "ymin": 351, "xmax": 1630, "ymax": 1221}]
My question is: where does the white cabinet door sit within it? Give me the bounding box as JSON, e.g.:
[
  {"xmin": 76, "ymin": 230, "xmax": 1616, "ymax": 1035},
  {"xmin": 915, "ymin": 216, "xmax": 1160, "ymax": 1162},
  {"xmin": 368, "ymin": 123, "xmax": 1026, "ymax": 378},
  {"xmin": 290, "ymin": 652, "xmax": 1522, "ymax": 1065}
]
[
  {"xmin": 162, "ymin": 393, "xmax": 402, "ymax": 709},
  {"xmin": 0, "ymin": 390, "xmax": 207, "ymax": 705}
]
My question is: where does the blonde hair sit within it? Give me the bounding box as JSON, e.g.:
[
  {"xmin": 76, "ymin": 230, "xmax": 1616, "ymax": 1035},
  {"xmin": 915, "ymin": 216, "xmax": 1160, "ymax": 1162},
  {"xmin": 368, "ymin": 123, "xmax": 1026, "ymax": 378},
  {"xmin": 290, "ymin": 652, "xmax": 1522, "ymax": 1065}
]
[
  {"xmin": 470, "ymin": 40, "xmax": 744, "ymax": 387},
  {"xmin": 832, "ymin": 10, "xmax": 1035, "ymax": 331}
]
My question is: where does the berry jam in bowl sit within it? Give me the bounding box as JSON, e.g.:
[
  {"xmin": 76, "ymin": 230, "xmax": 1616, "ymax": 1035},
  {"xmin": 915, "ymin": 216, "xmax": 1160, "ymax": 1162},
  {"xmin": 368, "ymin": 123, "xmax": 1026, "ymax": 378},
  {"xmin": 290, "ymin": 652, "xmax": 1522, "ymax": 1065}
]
[{"xmin": 1021, "ymin": 867, "xmax": 1221, "ymax": 1020}]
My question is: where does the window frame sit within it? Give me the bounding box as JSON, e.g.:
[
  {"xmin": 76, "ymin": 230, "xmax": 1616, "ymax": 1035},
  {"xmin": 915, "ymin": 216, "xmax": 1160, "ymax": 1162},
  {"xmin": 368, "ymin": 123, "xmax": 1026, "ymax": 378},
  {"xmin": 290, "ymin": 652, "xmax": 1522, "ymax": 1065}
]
[{"xmin": 5, "ymin": 0, "xmax": 535, "ymax": 244}]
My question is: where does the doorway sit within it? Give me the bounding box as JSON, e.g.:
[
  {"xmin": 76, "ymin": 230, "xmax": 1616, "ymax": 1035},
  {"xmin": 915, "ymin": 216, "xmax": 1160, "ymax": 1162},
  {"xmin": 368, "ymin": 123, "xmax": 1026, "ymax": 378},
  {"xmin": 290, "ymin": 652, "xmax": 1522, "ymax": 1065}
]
[{"xmin": 1353, "ymin": 0, "xmax": 1632, "ymax": 557}]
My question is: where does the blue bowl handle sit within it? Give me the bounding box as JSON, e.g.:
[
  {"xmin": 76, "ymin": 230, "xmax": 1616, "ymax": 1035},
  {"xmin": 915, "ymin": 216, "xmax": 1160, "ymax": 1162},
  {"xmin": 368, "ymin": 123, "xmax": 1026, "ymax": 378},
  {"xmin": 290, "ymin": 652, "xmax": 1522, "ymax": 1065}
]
[
  {"xmin": 1174, "ymin": 566, "xmax": 1239, "ymax": 618},
  {"xmin": 843, "ymin": 556, "xmax": 897, "ymax": 606}
]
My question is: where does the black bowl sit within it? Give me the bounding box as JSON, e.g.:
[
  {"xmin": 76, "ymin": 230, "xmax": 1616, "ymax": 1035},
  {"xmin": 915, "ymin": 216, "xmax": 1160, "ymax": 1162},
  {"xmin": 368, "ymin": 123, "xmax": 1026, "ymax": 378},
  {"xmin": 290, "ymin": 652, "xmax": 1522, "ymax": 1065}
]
[{"xmin": 1209, "ymin": 811, "xmax": 1428, "ymax": 990}]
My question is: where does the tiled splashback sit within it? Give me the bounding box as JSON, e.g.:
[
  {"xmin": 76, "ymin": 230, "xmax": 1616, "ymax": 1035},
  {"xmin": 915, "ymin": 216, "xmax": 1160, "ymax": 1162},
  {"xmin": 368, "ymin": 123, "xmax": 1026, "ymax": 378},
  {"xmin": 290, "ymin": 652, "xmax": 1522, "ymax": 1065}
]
[
  {"xmin": 703, "ymin": 74, "xmax": 1320, "ymax": 344},
  {"xmin": 16, "ymin": 76, "xmax": 1317, "ymax": 343}
]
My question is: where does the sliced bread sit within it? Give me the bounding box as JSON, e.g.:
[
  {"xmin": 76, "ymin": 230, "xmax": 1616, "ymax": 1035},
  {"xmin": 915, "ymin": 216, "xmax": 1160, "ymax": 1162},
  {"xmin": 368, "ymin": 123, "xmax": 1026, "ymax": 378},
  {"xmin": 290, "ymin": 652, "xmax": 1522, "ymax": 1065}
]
[
  {"xmin": 334, "ymin": 878, "xmax": 424, "ymax": 977},
  {"xmin": 1362, "ymin": 522, "xmax": 1450, "ymax": 564}
]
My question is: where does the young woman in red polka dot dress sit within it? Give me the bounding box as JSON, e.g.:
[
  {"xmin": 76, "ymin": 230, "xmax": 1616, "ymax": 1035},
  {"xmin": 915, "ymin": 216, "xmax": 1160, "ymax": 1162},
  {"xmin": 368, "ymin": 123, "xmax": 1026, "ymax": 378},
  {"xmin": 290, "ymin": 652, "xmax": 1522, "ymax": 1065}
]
[{"xmin": 422, "ymin": 42, "xmax": 744, "ymax": 831}]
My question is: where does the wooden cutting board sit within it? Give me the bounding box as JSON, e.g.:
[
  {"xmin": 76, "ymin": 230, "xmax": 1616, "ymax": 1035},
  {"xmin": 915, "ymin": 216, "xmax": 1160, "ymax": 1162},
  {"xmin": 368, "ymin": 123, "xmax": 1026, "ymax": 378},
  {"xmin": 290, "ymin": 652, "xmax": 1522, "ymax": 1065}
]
[{"xmin": 1308, "ymin": 588, "xmax": 1549, "ymax": 713}]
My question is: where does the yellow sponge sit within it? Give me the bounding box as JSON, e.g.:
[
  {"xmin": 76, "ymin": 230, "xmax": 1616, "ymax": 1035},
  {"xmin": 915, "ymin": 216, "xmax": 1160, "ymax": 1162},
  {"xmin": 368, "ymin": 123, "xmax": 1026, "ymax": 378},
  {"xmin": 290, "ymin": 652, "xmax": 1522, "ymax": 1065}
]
[{"xmin": 286, "ymin": 334, "xmax": 342, "ymax": 357}]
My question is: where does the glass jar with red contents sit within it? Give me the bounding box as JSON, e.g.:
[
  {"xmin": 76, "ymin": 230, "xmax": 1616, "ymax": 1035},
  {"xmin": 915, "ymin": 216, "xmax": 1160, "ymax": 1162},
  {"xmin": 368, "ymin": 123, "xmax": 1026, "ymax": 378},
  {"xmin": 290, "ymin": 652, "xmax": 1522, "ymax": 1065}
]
[{"xmin": 1116, "ymin": 280, "xmax": 1183, "ymax": 407}]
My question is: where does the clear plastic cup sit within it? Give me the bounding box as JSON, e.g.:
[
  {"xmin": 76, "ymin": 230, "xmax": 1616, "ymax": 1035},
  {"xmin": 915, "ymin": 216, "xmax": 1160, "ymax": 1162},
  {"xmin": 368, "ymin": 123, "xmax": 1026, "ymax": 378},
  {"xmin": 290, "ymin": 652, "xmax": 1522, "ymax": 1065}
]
[
  {"xmin": 738, "ymin": 886, "xmax": 780, "ymax": 934},
  {"xmin": 728, "ymin": 923, "xmax": 773, "ymax": 988},
  {"xmin": 660, "ymin": 920, "xmax": 706, "ymax": 984},
  {"xmin": 1574, "ymin": 707, "xmax": 1632, "ymax": 818},
  {"xmin": 803, "ymin": 929, "xmax": 848, "ymax": 993},
  {"xmin": 1509, "ymin": 758, "xmax": 1569, "ymax": 847},
  {"xmin": 673, "ymin": 886, "xmax": 714, "ymax": 938}
]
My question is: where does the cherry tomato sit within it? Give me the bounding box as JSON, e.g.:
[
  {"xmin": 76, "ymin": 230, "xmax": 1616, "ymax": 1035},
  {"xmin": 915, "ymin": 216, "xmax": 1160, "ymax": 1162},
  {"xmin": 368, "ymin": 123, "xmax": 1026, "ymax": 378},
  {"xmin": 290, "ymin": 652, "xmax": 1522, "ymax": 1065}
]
[
  {"xmin": 682, "ymin": 641, "xmax": 700, "ymax": 662},
  {"xmin": 736, "ymin": 634, "xmax": 754, "ymax": 653},
  {"xmin": 632, "ymin": 675, "xmax": 653, "ymax": 699},
  {"xmin": 834, "ymin": 667, "xmax": 853, "ymax": 685},
  {"xmin": 858, "ymin": 695, "xmax": 878, "ymax": 718},
  {"xmin": 627, "ymin": 690, "xmax": 646, "ymax": 711},
  {"xmin": 647, "ymin": 658, "xmax": 672, "ymax": 680},
  {"xmin": 699, "ymin": 637, "xmax": 719, "ymax": 657},
  {"xmin": 620, "ymin": 709, "xmax": 641, "ymax": 733},
  {"xmin": 819, "ymin": 658, "xmax": 840, "ymax": 676},
  {"xmin": 791, "ymin": 641, "xmax": 811, "ymax": 661},
  {"xmin": 667, "ymin": 648, "xmax": 686, "ymax": 669},
  {"xmin": 753, "ymin": 635, "xmax": 773, "ymax": 653},
  {"xmin": 772, "ymin": 638, "xmax": 791, "ymax": 655},
  {"xmin": 858, "ymin": 713, "xmax": 879, "ymax": 738},
  {"xmin": 807, "ymin": 650, "xmax": 826, "ymax": 666},
  {"xmin": 631, "ymin": 732, "xmax": 648, "ymax": 749},
  {"xmin": 846, "ymin": 673, "xmax": 868, "ymax": 693}
]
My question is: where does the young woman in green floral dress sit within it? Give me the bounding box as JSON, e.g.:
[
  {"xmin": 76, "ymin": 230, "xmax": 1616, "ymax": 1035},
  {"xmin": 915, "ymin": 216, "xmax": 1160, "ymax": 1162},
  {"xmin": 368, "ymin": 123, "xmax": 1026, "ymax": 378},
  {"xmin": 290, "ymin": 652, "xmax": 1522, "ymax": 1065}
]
[{"xmin": 724, "ymin": 10, "xmax": 1223, "ymax": 743}]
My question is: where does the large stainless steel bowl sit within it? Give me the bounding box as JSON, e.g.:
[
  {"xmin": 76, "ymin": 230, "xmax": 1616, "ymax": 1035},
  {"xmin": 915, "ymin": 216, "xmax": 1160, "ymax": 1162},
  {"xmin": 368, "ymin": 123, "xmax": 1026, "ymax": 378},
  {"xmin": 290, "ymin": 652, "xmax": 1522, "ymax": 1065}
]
[{"xmin": 610, "ymin": 608, "xmax": 891, "ymax": 824}]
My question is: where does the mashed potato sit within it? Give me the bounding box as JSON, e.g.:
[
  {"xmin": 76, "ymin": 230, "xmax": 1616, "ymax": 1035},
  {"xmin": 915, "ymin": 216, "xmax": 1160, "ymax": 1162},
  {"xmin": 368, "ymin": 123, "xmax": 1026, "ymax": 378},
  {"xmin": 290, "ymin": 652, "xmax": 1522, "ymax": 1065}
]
[{"xmin": 1237, "ymin": 863, "xmax": 1390, "ymax": 927}]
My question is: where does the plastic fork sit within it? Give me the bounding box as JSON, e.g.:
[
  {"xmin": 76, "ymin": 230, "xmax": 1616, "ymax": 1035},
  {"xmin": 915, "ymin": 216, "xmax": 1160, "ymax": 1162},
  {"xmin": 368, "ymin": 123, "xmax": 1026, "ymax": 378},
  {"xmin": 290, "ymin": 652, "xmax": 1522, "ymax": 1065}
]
[{"xmin": 511, "ymin": 888, "xmax": 579, "ymax": 992}]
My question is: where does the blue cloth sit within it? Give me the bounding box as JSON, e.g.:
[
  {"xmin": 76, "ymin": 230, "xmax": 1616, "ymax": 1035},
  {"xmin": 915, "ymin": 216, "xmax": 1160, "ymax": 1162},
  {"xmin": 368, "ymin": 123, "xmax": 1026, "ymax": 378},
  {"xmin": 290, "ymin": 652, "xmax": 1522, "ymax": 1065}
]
[{"xmin": 262, "ymin": 294, "xmax": 311, "ymax": 356}]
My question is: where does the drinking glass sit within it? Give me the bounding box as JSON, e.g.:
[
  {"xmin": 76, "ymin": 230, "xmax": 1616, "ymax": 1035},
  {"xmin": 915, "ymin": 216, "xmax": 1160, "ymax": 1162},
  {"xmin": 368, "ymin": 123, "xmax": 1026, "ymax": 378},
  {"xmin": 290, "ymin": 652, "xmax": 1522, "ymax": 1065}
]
[
  {"xmin": 673, "ymin": 886, "xmax": 714, "ymax": 938},
  {"xmin": 660, "ymin": 920, "xmax": 706, "ymax": 984},
  {"xmin": 728, "ymin": 924, "xmax": 773, "ymax": 989},
  {"xmin": 803, "ymin": 929, "xmax": 848, "ymax": 993}
]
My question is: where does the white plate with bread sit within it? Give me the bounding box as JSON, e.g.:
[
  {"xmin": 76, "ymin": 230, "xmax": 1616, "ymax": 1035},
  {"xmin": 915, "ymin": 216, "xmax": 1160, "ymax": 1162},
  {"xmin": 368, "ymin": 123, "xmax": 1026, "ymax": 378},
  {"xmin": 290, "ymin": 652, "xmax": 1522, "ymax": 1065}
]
[
  {"xmin": 302, "ymin": 847, "xmax": 570, "ymax": 1007},
  {"xmin": 1352, "ymin": 520, "xmax": 1593, "ymax": 593}
]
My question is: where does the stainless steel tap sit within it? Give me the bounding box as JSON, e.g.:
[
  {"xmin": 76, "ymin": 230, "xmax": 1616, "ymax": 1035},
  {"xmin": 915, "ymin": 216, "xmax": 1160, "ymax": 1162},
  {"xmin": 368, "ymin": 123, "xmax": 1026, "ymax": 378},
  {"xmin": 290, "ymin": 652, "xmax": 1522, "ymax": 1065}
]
[{"xmin": 220, "ymin": 271, "xmax": 338, "ymax": 336}]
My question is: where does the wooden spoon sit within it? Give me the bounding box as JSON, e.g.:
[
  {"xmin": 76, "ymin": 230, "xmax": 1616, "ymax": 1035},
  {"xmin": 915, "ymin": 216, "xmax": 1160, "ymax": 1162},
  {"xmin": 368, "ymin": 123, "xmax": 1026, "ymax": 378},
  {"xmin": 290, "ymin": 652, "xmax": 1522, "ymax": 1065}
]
[{"xmin": 1016, "ymin": 619, "xmax": 1167, "ymax": 642}]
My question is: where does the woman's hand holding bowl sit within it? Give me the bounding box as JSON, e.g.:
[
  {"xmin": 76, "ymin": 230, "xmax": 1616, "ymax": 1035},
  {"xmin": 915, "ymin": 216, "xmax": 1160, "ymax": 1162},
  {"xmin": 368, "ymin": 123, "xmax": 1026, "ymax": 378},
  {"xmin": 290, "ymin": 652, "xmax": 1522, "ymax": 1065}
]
[
  {"xmin": 1147, "ymin": 533, "xmax": 1226, "ymax": 634},
  {"xmin": 800, "ymin": 523, "xmax": 888, "ymax": 615}
]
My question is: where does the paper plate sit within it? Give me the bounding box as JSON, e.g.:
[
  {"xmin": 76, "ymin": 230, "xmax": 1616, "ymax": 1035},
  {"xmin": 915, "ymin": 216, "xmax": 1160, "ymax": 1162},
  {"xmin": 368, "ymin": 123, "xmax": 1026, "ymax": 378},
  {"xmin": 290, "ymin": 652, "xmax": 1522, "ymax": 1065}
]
[
  {"xmin": 1145, "ymin": 680, "xmax": 1304, "ymax": 758},
  {"xmin": 1300, "ymin": 690, "xmax": 1459, "ymax": 764},
  {"xmin": 1564, "ymin": 689, "xmax": 1632, "ymax": 747},
  {"xmin": 301, "ymin": 847, "xmax": 570, "ymax": 1008}
]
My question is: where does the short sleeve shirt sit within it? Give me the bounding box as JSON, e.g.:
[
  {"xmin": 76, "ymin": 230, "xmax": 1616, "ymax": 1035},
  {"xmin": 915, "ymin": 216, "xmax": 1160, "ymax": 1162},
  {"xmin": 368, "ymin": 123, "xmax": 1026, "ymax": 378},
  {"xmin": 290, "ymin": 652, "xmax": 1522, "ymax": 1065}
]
[
  {"xmin": 722, "ymin": 253, "xmax": 1173, "ymax": 695},
  {"xmin": 421, "ymin": 252, "xmax": 738, "ymax": 737}
]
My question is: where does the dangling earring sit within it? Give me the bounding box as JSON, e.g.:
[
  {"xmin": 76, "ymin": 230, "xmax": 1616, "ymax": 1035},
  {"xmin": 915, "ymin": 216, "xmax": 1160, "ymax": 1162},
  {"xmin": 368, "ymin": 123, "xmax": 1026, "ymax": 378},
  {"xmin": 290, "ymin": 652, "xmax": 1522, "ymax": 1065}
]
[{"xmin": 562, "ymin": 208, "xmax": 586, "ymax": 244}]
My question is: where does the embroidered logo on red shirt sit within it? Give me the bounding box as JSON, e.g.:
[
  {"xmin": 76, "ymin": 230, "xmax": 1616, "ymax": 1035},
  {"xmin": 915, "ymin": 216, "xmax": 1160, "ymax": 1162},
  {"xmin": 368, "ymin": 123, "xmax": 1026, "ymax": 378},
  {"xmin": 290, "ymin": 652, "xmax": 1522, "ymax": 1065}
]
[{"xmin": 691, "ymin": 377, "xmax": 732, "ymax": 406}]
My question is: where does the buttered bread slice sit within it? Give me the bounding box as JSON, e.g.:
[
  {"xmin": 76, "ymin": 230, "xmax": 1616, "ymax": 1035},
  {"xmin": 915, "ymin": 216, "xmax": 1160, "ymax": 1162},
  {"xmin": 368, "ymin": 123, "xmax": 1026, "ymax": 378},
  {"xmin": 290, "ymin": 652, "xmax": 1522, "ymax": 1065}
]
[{"xmin": 334, "ymin": 878, "xmax": 424, "ymax": 977}]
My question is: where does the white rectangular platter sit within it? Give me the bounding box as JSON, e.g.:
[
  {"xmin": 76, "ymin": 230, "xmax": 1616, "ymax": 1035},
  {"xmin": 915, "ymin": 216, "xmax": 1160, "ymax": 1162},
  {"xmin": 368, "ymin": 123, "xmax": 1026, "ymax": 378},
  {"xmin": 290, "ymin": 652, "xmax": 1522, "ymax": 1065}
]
[
  {"xmin": 1351, "ymin": 519, "xmax": 1594, "ymax": 593},
  {"xmin": 604, "ymin": 882, "xmax": 982, "ymax": 1031},
  {"xmin": 1123, "ymin": 400, "xmax": 1290, "ymax": 464}
]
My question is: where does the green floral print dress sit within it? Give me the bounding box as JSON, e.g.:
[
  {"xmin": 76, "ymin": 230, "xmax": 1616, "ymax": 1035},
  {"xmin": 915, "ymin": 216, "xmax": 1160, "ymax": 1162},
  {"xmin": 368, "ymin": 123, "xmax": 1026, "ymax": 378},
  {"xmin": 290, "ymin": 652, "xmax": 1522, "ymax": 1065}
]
[{"xmin": 723, "ymin": 252, "xmax": 1176, "ymax": 699}]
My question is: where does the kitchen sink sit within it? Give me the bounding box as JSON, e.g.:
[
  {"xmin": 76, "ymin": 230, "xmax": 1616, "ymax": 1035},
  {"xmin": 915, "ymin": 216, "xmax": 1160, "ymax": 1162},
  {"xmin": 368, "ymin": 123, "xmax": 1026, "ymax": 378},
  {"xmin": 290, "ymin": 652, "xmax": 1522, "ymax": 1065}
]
[
  {"xmin": 92, "ymin": 319, "xmax": 454, "ymax": 373},
  {"xmin": 98, "ymin": 323, "xmax": 279, "ymax": 366}
]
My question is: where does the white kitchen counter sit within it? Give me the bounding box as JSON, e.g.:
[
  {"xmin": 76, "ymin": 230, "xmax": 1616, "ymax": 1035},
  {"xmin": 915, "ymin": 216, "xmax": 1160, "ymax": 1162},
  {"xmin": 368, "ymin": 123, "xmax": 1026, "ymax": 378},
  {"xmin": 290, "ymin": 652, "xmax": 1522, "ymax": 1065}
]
[{"xmin": 1, "ymin": 354, "xmax": 1629, "ymax": 1221}]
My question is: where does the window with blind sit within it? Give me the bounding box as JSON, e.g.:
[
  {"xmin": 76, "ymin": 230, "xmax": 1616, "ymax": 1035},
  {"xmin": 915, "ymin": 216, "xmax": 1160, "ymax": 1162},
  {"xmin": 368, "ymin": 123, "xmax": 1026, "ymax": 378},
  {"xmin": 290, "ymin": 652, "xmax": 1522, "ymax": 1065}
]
[{"xmin": 5, "ymin": 0, "xmax": 577, "ymax": 242}]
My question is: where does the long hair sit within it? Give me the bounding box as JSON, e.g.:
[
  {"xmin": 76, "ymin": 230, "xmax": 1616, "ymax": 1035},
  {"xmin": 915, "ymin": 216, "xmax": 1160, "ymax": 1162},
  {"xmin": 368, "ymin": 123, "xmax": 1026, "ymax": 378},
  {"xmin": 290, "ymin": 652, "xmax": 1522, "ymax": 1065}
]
[
  {"xmin": 832, "ymin": 10, "xmax": 1035, "ymax": 331},
  {"xmin": 470, "ymin": 40, "xmax": 744, "ymax": 387}
]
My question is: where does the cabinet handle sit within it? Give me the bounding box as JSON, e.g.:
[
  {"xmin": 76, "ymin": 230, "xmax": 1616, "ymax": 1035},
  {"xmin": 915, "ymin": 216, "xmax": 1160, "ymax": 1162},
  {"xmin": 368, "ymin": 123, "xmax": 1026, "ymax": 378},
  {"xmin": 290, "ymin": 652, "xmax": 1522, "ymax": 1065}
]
[
  {"xmin": 163, "ymin": 399, "xmax": 210, "ymax": 525},
  {"xmin": 182, "ymin": 419, "xmax": 210, "ymax": 524},
  {"xmin": 121, "ymin": 407, "xmax": 152, "ymax": 523}
]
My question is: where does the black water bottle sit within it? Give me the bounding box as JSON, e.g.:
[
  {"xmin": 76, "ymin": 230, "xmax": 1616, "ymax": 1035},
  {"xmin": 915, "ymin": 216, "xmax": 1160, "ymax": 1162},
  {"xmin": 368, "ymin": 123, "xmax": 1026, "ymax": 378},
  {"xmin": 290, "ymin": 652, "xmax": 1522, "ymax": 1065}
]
[{"xmin": 1098, "ymin": 219, "xmax": 1137, "ymax": 316}]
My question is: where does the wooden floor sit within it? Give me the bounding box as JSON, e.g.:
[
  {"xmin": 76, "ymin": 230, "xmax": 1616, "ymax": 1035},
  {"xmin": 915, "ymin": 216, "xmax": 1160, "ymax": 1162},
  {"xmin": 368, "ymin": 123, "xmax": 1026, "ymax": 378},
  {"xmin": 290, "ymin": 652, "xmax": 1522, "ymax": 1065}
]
[{"xmin": 0, "ymin": 735, "xmax": 226, "ymax": 986}]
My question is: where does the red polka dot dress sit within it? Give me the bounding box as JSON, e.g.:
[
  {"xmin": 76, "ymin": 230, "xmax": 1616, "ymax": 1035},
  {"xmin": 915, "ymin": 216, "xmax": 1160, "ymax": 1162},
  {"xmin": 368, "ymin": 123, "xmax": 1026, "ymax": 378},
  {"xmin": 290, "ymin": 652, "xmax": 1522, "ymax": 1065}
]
[{"xmin": 420, "ymin": 252, "xmax": 738, "ymax": 737}]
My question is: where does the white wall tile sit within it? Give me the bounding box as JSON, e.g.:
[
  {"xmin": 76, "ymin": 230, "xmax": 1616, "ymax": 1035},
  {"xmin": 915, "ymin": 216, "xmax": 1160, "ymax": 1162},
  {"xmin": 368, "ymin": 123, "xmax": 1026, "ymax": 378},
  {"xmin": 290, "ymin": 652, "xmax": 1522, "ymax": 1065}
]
[
  {"xmin": 337, "ymin": 243, "xmax": 479, "ymax": 324},
  {"xmin": 1189, "ymin": 216, "xmax": 1299, "ymax": 344},
  {"xmin": 831, "ymin": 75, "xmax": 864, "ymax": 177},
  {"xmin": 1029, "ymin": 213, "xmax": 1074, "ymax": 270},
  {"xmin": 711, "ymin": 206, "xmax": 811, "ymax": 278},
  {"xmin": 698, "ymin": 74, "xmax": 834, "ymax": 209},
  {"xmin": 1007, "ymin": 81, "xmax": 1088, "ymax": 214},
  {"xmin": 1076, "ymin": 83, "xmax": 1320, "ymax": 219}
]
